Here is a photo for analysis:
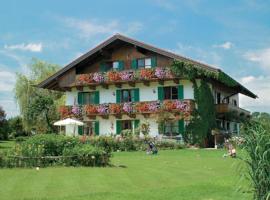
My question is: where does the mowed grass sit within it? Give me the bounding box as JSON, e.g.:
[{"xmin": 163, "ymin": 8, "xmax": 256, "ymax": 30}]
[{"xmin": 0, "ymin": 141, "xmax": 251, "ymax": 200}]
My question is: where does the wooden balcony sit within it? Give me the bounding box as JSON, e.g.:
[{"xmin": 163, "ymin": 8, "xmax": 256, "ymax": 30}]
[
  {"xmin": 215, "ymin": 103, "xmax": 250, "ymax": 119},
  {"xmin": 72, "ymin": 68, "xmax": 180, "ymax": 90},
  {"xmin": 59, "ymin": 99, "xmax": 194, "ymax": 120}
]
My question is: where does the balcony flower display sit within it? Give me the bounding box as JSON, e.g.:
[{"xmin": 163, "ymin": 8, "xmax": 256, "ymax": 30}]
[
  {"xmin": 119, "ymin": 71, "xmax": 135, "ymax": 81},
  {"xmin": 123, "ymin": 102, "xmax": 133, "ymax": 113},
  {"xmin": 97, "ymin": 104, "xmax": 109, "ymax": 114},
  {"xmin": 140, "ymin": 69, "xmax": 155, "ymax": 80},
  {"xmin": 163, "ymin": 100, "xmax": 177, "ymax": 111},
  {"xmin": 148, "ymin": 101, "xmax": 161, "ymax": 112},
  {"xmin": 175, "ymin": 100, "xmax": 190, "ymax": 113},
  {"xmin": 71, "ymin": 105, "xmax": 82, "ymax": 116},
  {"xmin": 93, "ymin": 72, "xmax": 105, "ymax": 83},
  {"xmin": 135, "ymin": 102, "xmax": 149, "ymax": 113},
  {"xmin": 84, "ymin": 105, "xmax": 98, "ymax": 115},
  {"xmin": 76, "ymin": 74, "xmax": 94, "ymax": 85},
  {"xmin": 109, "ymin": 103, "xmax": 121, "ymax": 114},
  {"xmin": 154, "ymin": 67, "xmax": 167, "ymax": 79},
  {"xmin": 59, "ymin": 106, "xmax": 72, "ymax": 119},
  {"xmin": 108, "ymin": 71, "xmax": 121, "ymax": 82}
]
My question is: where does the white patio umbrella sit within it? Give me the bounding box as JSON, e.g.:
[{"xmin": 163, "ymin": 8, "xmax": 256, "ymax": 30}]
[{"xmin": 54, "ymin": 118, "xmax": 84, "ymax": 136}]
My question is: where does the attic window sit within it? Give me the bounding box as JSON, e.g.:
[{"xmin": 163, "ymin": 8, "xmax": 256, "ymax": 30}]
[
  {"xmin": 137, "ymin": 58, "xmax": 151, "ymax": 69},
  {"xmin": 113, "ymin": 61, "xmax": 120, "ymax": 69}
]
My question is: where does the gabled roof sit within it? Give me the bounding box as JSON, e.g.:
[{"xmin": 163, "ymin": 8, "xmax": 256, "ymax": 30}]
[{"xmin": 37, "ymin": 33, "xmax": 257, "ymax": 98}]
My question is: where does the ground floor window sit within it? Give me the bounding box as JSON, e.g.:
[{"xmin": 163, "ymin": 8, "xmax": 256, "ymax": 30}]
[
  {"xmin": 78, "ymin": 121, "xmax": 99, "ymax": 136},
  {"xmin": 159, "ymin": 120, "xmax": 184, "ymax": 136},
  {"xmin": 116, "ymin": 120, "xmax": 140, "ymax": 135}
]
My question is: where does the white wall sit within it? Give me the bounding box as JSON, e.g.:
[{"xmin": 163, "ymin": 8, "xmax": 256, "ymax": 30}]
[{"xmin": 66, "ymin": 79, "xmax": 194, "ymax": 105}]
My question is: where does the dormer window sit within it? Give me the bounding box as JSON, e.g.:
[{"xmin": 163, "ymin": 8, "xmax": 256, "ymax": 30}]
[
  {"xmin": 100, "ymin": 60, "xmax": 124, "ymax": 72},
  {"xmin": 113, "ymin": 61, "xmax": 120, "ymax": 69}
]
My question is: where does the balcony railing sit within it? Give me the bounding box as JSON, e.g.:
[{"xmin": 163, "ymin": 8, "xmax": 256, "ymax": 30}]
[
  {"xmin": 75, "ymin": 67, "xmax": 178, "ymax": 88},
  {"xmin": 215, "ymin": 103, "xmax": 250, "ymax": 117},
  {"xmin": 59, "ymin": 99, "xmax": 194, "ymax": 120}
]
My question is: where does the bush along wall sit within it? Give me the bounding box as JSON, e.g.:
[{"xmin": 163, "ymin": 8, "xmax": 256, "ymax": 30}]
[
  {"xmin": 171, "ymin": 60, "xmax": 216, "ymax": 147},
  {"xmin": 0, "ymin": 134, "xmax": 111, "ymax": 168}
]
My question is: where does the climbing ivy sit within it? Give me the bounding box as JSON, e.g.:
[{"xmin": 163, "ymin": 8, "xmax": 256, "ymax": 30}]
[
  {"xmin": 171, "ymin": 60, "xmax": 238, "ymax": 87},
  {"xmin": 171, "ymin": 60, "xmax": 217, "ymax": 146}
]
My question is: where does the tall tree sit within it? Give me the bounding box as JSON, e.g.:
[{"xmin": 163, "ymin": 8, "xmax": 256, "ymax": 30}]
[
  {"xmin": 14, "ymin": 59, "xmax": 64, "ymax": 133},
  {"xmin": 0, "ymin": 106, "xmax": 9, "ymax": 140}
]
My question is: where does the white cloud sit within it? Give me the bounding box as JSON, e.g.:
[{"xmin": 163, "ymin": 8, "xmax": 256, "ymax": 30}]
[
  {"xmin": 243, "ymin": 48, "xmax": 270, "ymax": 71},
  {"xmin": 0, "ymin": 98, "xmax": 19, "ymax": 118},
  {"xmin": 61, "ymin": 17, "xmax": 143, "ymax": 38},
  {"xmin": 4, "ymin": 43, "xmax": 43, "ymax": 52},
  {"xmin": 151, "ymin": 0, "xmax": 175, "ymax": 11},
  {"xmin": 239, "ymin": 75, "xmax": 270, "ymax": 113},
  {"xmin": 173, "ymin": 43, "xmax": 222, "ymax": 68},
  {"xmin": 0, "ymin": 71, "xmax": 16, "ymax": 92},
  {"xmin": 213, "ymin": 42, "xmax": 233, "ymax": 50}
]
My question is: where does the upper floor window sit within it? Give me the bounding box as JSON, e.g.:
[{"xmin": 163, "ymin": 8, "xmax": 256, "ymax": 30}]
[
  {"xmin": 233, "ymin": 99, "xmax": 237, "ymax": 106},
  {"xmin": 78, "ymin": 91, "xmax": 99, "ymax": 105},
  {"xmin": 100, "ymin": 61, "xmax": 124, "ymax": 72},
  {"xmin": 164, "ymin": 86, "xmax": 178, "ymax": 100},
  {"xmin": 116, "ymin": 88, "xmax": 139, "ymax": 103},
  {"xmin": 137, "ymin": 58, "xmax": 151, "ymax": 69}
]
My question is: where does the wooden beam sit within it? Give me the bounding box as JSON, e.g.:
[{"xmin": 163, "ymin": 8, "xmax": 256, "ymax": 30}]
[
  {"xmin": 128, "ymin": 114, "xmax": 136, "ymax": 119},
  {"xmin": 87, "ymin": 116, "xmax": 96, "ymax": 120},
  {"xmin": 173, "ymin": 78, "xmax": 179, "ymax": 84},
  {"xmin": 143, "ymin": 80, "xmax": 150, "ymax": 86},
  {"xmin": 158, "ymin": 80, "xmax": 164, "ymax": 85},
  {"xmin": 114, "ymin": 114, "xmax": 122, "ymax": 119},
  {"xmin": 102, "ymin": 84, "xmax": 109, "ymax": 89},
  {"xmin": 76, "ymin": 86, "xmax": 83, "ymax": 91},
  {"xmin": 88, "ymin": 85, "xmax": 96, "ymax": 90},
  {"xmin": 63, "ymin": 87, "xmax": 71, "ymax": 92},
  {"xmin": 128, "ymin": 81, "xmax": 135, "ymax": 87},
  {"xmin": 101, "ymin": 115, "xmax": 109, "ymax": 119},
  {"xmin": 142, "ymin": 113, "xmax": 150, "ymax": 118},
  {"xmin": 115, "ymin": 83, "xmax": 122, "ymax": 88}
]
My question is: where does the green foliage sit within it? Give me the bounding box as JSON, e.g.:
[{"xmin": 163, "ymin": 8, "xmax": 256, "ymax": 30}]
[
  {"xmin": 7, "ymin": 116, "xmax": 28, "ymax": 138},
  {"xmin": 62, "ymin": 144, "xmax": 110, "ymax": 167},
  {"xmin": 14, "ymin": 58, "xmax": 64, "ymax": 133},
  {"xmin": 241, "ymin": 122, "xmax": 270, "ymax": 200},
  {"xmin": 0, "ymin": 106, "xmax": 9, "ymax": 140},
  {"xmin": 185, "ymin": 81, "xmax": 216, "ymax": 146},
  {"xmin": 171, "ymin": 60, "xmax": 238, "ymax": 87},
  {"xmin": 1, "ymin": 134, "xmax": 110, "ymax": 168},
  {"xmin": 251, "ymin": 112, "xmax": 270, "ymax": 130}
]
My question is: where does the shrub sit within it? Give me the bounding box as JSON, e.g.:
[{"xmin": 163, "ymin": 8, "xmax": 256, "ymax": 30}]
[
  {"xmin": 241, "ymin": 123, "xmax": 270, "ymax": 200},
  {"xmin": 63, "ymin": 144, "xmax": 111, "ymax": 167}
]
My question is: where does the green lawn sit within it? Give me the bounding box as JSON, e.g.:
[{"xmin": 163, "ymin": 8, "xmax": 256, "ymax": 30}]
[{"xmin": 0, "ymin": 141, "xmax": 251, "ymax": 200}]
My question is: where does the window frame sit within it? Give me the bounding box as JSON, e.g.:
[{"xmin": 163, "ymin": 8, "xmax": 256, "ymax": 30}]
[
  {"xmin": 120, "ymin": 89, "xmax": 135, "ymax": 103},
  {"xmin": 80, "ymin": 92, "xmax": 96, "ymax": 105},
  {"xmin": 137, "ymin": 57, "xmax": 152, "ymax": 69},
  {"xmin": 163, "ymin": 86, "xmax": 178, "ymax": 100}
]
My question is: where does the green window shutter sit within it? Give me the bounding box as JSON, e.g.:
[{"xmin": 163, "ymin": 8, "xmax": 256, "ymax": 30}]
[
  {"xmin": 78, "ymin": 92, "xmax": 83, "ymax": 105},
  {"xmin": 94, "ymin": 91, "xmax": 100, "ymax": 104},
  {"xmin": 131, "ymin": 59, "xmax": 137, "ymax": 70},
  {"xmin": 100, "ymin": 62, "xmax": 106, "ymax": 72},
  {"xmin": 178, "ymin": 120, "xmax": 185, "ymax": 134},
  {"xmin": 178, "ymin": 85, "xmax": 184, "ymax": 100},
  {"xmin": 158, "ymin": 87, "xmax": 164, "ymax": 101},
  {"xmin": 118, "ymin": 60, "xmax": 124, "ymax": 71},
  {"xmin": 78, "ymin": 126, "xmax": 84, "ymax": 135},
  {"xmin": 116, "ymin": 90, "xmax": 121, "ymax": 103},
  {"xmin": 151, "ymin": 57, "xmax": 157, "ymax": 68},
  {"xmin": 134, "ymin": 120, "xmax": 140, "ymax": 128},
  {"xmin": 116, "ymin": 120, "xmax": 122, "ymax": 135},
  {"xmin": 133, "ymin": 88, "xmax": 140, "ymax": 102},
  {"xmin": 94, "ymin": 121, "xmax": 99, "ymax": 136}
]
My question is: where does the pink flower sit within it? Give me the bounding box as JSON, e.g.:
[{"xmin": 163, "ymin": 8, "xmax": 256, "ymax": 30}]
[
  {"xmin": 119, "ymin": 71, "xmax": 135, "ymax": 81},
  {"xmin": 123, "ymin": 102, "xmax": 133, "ymax": 113},
  {"xmin": 148, "ymin": 101, "xmax": 161, "ymax": 112},
  {"xmin": 97, "ymin": 104, "xmax": 109, "ymax": 114},
  {"xmin": 154, "ymin": 67, "xmax": 167, "ymax": 79},
  {"xmin": 71, "ymin": 105, "xmax": 81, "ymax": 116},
  {"xmin": 93, "ymin": 72, "xmax": 105, "ymax": 83}
]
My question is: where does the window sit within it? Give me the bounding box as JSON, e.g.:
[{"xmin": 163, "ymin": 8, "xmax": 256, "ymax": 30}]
[
  {"xmin": 233, "ymin": 99, "xmax": 237, "ymax": 106},
  {"xmin": 79, "ymin": 92, "xmax": 96, "ymax": 105},
  {"xmin": 137, "ymin": 58, "xmax": 151, "ymax": 68},
  {"xmin": 216, "ymin": 92, "xmax": 221, "ymax": 104},
  {"xmin": 164, "ymin": 121, "xmax": 179, "ymax": 136},
  {"xmin": 164, "ymin": 86, "xmax": 178, "ymax": 100},
  {"xmin": 120, "ymin": 89, "xmax": 137, "ymax": 102},
  {"xmin": 121, "ymin": 120, "xmax": 132, "ymax": 130},
  {"xmin": 113, "ymin": 61, "xmax": 120, "ymax": 70}
]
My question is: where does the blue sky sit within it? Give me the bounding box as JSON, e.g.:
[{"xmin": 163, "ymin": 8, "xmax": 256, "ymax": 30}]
[{"xmin": 0, "ymin": 0, "xmax": 270, "ymax": 117}]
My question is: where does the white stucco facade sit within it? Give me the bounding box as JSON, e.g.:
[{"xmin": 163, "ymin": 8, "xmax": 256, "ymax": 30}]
[{"xmin": 65, "ymin": 80, "xmax": 193, "ymax": 136}]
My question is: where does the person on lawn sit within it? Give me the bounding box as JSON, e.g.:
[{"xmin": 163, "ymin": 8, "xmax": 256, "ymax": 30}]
[{"xmin": 146, "ymin": 140, "xmax": 158, "ymax": 155}]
